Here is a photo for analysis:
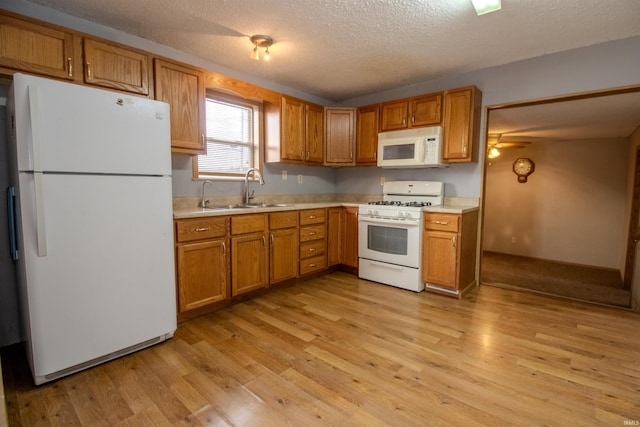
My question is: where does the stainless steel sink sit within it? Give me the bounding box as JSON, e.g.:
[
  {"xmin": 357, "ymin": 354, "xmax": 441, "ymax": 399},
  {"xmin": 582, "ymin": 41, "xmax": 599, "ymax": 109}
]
[
  {"xmin": 237, "ymin": 203, "xmax": 292, "ymax": 208},
  {"xmin": 204, "ymin": 203, "xmax": 292, "ymax": 210}
]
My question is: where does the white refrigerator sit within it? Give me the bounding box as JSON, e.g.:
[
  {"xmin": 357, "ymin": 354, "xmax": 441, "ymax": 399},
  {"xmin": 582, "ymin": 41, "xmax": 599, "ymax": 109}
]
[{"xmin": 6, "ymin": 73, "xmax": 177, "ymax": 385}]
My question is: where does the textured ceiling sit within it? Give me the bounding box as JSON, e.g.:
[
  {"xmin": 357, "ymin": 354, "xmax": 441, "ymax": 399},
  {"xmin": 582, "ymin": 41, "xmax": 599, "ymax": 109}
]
[{"xmin": 17, "ymin": 0, "xmax": 640, "ymax": 102}]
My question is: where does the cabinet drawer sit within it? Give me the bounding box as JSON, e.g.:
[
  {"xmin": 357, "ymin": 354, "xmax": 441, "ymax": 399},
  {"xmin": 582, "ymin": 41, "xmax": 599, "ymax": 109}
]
[
  {"xmin": 299, "ymin": 208, "xmax": 326, "ymax": 225},
  {"xmin": 424, "ymin": 214, "xmax": 460, "ymax": 232},
  {"xmin": 300, "ymin": 240, "xmax": 325, "ymax": 259},
  {"xmin": 300, "ymin": 224, "xmax": 326, "ymax": 242},
  {"xmin": 231, "ymin": 213, "xmax": 268, "ymax": 235},
  {"xmin": 175, "ymin": 217, "xmax": 227, "ymax": 242},
  {"xmin": 299, "ymin": 255, "xmax": 326, "ymax": 275},
  {"xmin": 269, "ymin": 211, "xmax": 298, "ymax": 229}
]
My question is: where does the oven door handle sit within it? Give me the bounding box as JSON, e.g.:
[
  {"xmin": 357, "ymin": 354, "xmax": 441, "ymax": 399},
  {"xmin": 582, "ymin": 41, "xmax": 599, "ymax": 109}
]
[{"xmin": 359, "ymin": 217, "xmax": 420, "ymax": 227}]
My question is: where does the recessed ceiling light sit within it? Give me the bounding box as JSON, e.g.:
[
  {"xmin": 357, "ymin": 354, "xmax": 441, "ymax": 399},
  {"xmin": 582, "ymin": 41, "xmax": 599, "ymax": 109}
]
[{"xmin": 471, "ymin": 0, "xmax": 501, "ymax": 15}]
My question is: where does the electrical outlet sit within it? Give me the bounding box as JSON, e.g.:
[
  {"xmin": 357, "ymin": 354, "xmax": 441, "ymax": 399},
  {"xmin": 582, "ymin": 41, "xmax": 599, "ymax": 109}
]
[
  {"xmin": 511, "ymin": 237, "xmax": 517, "ymax": 244},
  {"xmin": 282, "ymin": 170, "xmax": 287, "ymax": 180},
  {"xmin": 380, "ymin": 177, "xmax": 385, "ymax": 186},
  {"xmin": 297, "ymin": 174, "xmax": 303, "ymax": 184}
]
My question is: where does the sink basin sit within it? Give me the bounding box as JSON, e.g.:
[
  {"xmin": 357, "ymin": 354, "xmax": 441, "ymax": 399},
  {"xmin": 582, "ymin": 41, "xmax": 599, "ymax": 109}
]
[
  {"xmin": 237, "ymin": 203, "xmax": 292, "ymax": 208},
  {"xmin": 204, "ymin": 203, "xmax": 292, "ymax": 210}
]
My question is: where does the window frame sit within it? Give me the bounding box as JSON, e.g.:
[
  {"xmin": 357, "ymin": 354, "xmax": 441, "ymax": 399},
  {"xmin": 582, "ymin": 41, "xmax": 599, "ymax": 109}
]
[{"xmin": 192, "ymin": 90, "xmax": 263, "ymax": 180}]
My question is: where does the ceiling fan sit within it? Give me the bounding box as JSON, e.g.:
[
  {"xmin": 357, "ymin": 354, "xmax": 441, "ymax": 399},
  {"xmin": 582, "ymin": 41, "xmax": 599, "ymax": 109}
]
[{"xmin": 486, "ymin": 134, "xmax": 531, "ymax": 159}]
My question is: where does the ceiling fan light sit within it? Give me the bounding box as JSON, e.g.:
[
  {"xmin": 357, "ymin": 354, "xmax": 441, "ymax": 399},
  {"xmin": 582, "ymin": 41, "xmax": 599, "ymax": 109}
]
[
  {"xmin": 471, "ymin": 0, "xmax": 501, "ymax": 15},
  {"xmin": 264, "ymin": 46, "xmax": 270, "ymax": 61},
  {"xmin": 488, "ymin": 147, "xmax": 501, "ymax": 159},
  {"xmin": 250, "ymin": 46, "xmax": 259, "ymax": 60}
]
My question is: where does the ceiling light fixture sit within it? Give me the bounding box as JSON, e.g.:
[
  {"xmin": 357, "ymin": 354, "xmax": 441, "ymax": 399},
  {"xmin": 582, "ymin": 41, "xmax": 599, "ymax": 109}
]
[
  {"xmin": 250, "ymin": 35, "xmax": 273, "ymax": 61},
  {"xmin": 471, "ymin": 0, "xmax": 501, "ymax": 15}
]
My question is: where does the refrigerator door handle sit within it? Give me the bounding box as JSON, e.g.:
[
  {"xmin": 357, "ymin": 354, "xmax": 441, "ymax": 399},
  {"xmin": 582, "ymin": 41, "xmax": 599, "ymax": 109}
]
[
  {"xmin": 33, "ymin": 173, "xmax": 48, "ymax": 257},
  {"xmin": 6, "ymin": 186, "xmax": 19, "ymax": 261},
  {"xmin": 28, "ymin": 85, "xmax": 44, "ymax": 172},
  {"xmin": 27, "ymin": 85, "xmax": 48, "ymax": 256}
]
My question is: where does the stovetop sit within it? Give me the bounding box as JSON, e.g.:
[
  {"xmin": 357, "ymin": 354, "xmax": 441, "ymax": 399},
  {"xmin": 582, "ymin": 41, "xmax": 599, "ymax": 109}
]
[{"xmin": 367, "ymin": 201, "xmax": 434, "ymax": 207}]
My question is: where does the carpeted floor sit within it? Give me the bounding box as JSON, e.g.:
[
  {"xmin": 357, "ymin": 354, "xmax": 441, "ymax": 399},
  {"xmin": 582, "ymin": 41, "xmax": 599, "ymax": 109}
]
[{"xmin": 481, "ymin": 251, "xmax": 631, "ymax": 307}]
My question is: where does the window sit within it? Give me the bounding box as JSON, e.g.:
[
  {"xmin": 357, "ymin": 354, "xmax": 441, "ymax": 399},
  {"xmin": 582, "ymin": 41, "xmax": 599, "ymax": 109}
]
[{"xmin": 193, "ymin": 91, "xmax": 261, "ymax": 179}]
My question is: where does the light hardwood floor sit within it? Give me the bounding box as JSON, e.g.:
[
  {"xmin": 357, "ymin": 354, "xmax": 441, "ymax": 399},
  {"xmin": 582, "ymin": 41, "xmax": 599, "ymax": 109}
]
[{"xmin": 2, "ymin": 271, "xmax": 640, "ymax": 426}]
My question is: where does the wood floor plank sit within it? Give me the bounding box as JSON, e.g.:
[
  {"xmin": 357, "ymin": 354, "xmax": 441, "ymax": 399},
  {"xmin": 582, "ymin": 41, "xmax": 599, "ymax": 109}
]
[{"xmin": 3, "ymin": 271, "xmax": 640, "ymax": 426}]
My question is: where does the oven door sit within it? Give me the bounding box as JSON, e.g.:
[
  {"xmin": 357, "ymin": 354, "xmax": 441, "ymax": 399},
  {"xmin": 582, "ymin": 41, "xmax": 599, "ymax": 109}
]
[{"xmin": 358, "ymin": 216, "xmax": 421, "ymax": 268}]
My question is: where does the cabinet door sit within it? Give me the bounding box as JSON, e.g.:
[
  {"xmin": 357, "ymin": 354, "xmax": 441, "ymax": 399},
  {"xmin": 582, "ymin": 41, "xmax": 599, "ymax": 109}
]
[
  {"xmin": 176, "ymin": 238, "xmax": 228, "ymax": 313},
  {"xmin": 341, "ymin": 207, "xmax": 359, "ymax": 268},
  {"xmin": 306, "ymin": 103, "xmax": 324, "ymax": 163},
  {"xmin": 442, "ymin": 86, "xmax": 480, "ymax": 162},
  {"xmin": 281, "ymin": 95, "xmax": 306, "ymax": 161},
  {"xmin": 270, "ymin": 228, "xmax": 299, "ymax": 284},
  {"xmin": 231, "ymin": 232, "xmax": 268, "ymax": 296},
  {"xmin": 327, "ymin": 207, "xmax": 342, "ymax": 267},
  {"xmin": 0, "ymin": 15, "xmax": 75, "ymax": 80},
  {"xmin": 325, "ymin": 108, "xmax": 355, "ymax": 165},
  {"xmin": 154, "ymin": 59, "xmax": 206, "ymax": 154},
  {"xmin": 83, "ymin": 38, "xmax": 150, "ymax": 95},
  {"xmin": 380, "ymin": 100, "xmax": 408, "ymax": 131},
  {"xmin": 411, "ymin": 94, "xmax": 442, "ymax": 127},
  {"xmin": 356, "ymin": 104, "xmax": 379, "ymax": 164},
  {"xmin": 422, "ymin": 230, "xmax": 459, "ymax": 289}
]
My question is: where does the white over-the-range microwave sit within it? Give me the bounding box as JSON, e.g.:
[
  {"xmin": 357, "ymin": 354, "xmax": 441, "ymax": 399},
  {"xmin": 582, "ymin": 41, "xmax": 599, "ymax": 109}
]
[{"xmin": 377, "ymin": 126, "xmax": 445, "ymax": 168}]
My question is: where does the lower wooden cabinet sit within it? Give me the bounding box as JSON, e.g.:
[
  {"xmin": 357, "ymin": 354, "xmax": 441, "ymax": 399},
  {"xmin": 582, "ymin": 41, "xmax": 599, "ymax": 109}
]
[
  {"xmin": 327, "ymin": 207, "xmax": 341, "ymax": 267},
  {"xmin": 341, "ymin": 207, "xmax": 359, "ymax": 269},
  {"xmin": 269, "ymin": 211, "xmax": 299, "ymax": 284},
  {"xmin": 231, "ymin": 214, "xmax": 269, "ymax": 296},
  {"xmin": 422, "ymin": 210, "xmax": 479, "ymax": 298},
  {"xmin": 174, "ymin": 216, "xmax": 229, "ymax": 319},
  {"xmin": 299, "ymin": 208, "xmax": 327, "ymax": 275}
]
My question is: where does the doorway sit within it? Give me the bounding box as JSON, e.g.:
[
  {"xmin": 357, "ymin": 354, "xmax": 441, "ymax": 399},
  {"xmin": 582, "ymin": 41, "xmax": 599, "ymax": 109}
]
[{"xmin": 480, "ymin": 87, "xmax": 640, "ymax": 308}]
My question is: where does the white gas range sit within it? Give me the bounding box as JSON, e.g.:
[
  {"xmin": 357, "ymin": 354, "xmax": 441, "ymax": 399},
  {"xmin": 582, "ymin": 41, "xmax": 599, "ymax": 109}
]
[{"xmin": 358, "ymin": 181, "xmax": 443, "ymax": 292}]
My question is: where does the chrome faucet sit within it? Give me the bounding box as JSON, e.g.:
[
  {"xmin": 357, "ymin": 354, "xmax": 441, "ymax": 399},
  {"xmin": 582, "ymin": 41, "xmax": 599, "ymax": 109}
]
[
  {"xmin": 244, "ymin": 168, "xmax": 265, "ymax": 204},
  {"xmin": 200, "ymin": 180, "xmax": 213, "ymax": 207}
]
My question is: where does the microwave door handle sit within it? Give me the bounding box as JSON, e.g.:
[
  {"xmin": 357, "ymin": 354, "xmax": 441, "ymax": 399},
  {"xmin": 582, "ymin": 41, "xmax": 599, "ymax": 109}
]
[{"xmin": 417, "ymin": 139, "xmax": 426, "ymax": 163}]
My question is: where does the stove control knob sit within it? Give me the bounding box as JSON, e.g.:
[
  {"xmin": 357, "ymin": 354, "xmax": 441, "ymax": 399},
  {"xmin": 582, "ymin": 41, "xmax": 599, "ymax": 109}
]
[{"xmin": 404, "ymin": 212, "xmax": 412, "ymax": 219}]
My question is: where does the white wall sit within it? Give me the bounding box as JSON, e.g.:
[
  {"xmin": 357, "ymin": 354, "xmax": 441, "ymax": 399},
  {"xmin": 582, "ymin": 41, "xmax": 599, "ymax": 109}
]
[{"xmin": 483, "ymin": 138, "xmax": 628, "ymax": 269}]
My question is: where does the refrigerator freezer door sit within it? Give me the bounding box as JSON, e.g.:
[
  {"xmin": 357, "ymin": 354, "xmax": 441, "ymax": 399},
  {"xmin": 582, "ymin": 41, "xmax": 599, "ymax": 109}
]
[
  {"xmin": 11, "ymin": 73, "xmax": 170, "ymax": 176},
  {"xmin": 16, "ymin": 172, "xmax": 176, "ymax": 381}
]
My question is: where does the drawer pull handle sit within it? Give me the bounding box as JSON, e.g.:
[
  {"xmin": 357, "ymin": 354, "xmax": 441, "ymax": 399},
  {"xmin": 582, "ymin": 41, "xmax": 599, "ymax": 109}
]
[
  {"xmin": 86, "ymin": 62, "xmax": 92, "ymax": 80},
  {"xmin": 309, "ymin": 231, "xmax": 316, "ymax": 236},
  {"xmin": 67, "ymin": 57, "xmax": 73, "ymax": 77},
  {"xmin": 309, "ymin": 263, "xmax": 317, "ymax": 268},
  {"xmin": 309, "ymin": 215, "xmax": 317, "ymax": 219},
  {"xmin": 262, "ymin": 235, "xmax": 266, "ymax": 246},
  {"xmin": 195, "ymin": 227, "xmax": 211, "ymax": 232},
  {"xmin": 309, "ymin": 248, "xmax": 316, "ymax": 252},
  {"xmin": 222, "ymin": 242, "xmax": 226, "ymax": 256},
  {"xmin": 435, "ymin": 221, "xmax": 449, "ymax": 225}
]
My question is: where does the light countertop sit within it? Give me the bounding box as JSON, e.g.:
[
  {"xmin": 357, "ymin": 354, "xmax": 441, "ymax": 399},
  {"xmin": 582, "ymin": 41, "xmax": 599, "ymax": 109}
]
[{"xmin": 173, "ymin": 201, "xmax": 477, "ymax": 219}]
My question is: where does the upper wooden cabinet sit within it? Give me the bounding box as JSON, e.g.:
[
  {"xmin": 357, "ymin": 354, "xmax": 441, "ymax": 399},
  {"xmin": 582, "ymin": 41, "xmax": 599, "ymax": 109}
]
[
  {"xmin": 356, "ymin": 104, "xmax": 379, "ymax": 165},
  {"xmin": 82, "ymin": 38, "xmax": 151, "ymax": 95},
  {"xmin": 442, "ymin": 86, "xmax": 482, "ymax": 162},
  {"xmin": 275, "ymin": 95, "xmax": 324, "ymax": 164},
  {"xmin": 380, "ymin": 100, "xmax": 408, "ymax": 131},
  {"xmin": 325, "ymin": 107, "xmax": 355, "ymax": 166},
  {"xmin": 0, "ymin": 14, "xmax": 75, "ymax": 80},
  {"xmin": 154, "ymin": 58, "xmax": 206, "ymax": 154},
  {"xmin": 411, "ymin": 93, "xmax": 442, "ymax": 127},
  {"xmin": 380, "ymin": 92, "xmax": 442, "ymax": 132},
  {"xmin": 280, "ymin": 95, "xmax": 306, "ymax": 161},
  {"xmin": 305, "ymin": 103, "xmax": 324, "ymax": 164}
]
